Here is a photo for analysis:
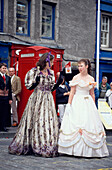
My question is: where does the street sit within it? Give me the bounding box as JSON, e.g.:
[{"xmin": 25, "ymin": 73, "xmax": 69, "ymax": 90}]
[{"xmin": 0, "ymin": 134, "xmax": 112, "ymax": 170}]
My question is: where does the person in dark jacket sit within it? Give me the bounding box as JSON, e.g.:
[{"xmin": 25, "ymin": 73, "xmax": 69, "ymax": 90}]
[
  {"xmin": 99, "ymin": 76, "xmax": 110, "ymax": 98},
  {"xmin": 0, "ymin": 63, "xmax": 12, "ymax": 131},
  {"xmin": 56, "ymin": 72, "xmax": 70, "ymax": 91},
  {"xmin": 56, "ymin": 77, "xmax": 70, "ymax": 124}
]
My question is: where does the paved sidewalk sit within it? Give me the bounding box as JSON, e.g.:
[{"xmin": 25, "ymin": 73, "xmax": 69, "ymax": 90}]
[
  {"xmin": 0, "ymin": 127, "xmax": 112, "ymax": 170},
  {"xmin": 0, "ymin": 127, "xmax": 18, "ymax": 138},
  {"xmin": 0, "ymin": 137, "xmax": 112, "ymax": 170}
]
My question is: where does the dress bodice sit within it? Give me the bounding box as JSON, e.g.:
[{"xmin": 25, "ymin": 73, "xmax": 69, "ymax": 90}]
[
  {"xmin": 35, "ymin": 72, "xmax": 55, "ymax": 92},
  {"xmin": 25, "ymin": 68, "xmax": 55, "ymax": 91},
  {"xmin": 69, "ymin": 79, "xmax": 93, "ymax": 95}
]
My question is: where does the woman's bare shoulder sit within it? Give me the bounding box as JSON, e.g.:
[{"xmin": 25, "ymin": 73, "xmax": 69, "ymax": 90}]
[
  {"xmin": 72, "ymin": 73, "xmax": 80, "ymax": 81},
  {"xmin": 88, "ymin": 75, "xmax": 95, "ymax": 81}
]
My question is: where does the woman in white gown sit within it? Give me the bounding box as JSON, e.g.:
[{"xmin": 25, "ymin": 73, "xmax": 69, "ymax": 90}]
[{"xmin": 58, "ymin": 59, "xmax": 109, "ymax": 157}]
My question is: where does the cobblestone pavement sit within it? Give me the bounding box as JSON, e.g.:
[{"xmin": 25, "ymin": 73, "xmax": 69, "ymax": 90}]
[{"xmin": 0, "ymin": 136, "xmax": 112, "ymax": 170}]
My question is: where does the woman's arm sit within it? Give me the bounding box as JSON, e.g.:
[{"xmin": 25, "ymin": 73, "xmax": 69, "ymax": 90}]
[
  {"xmin": 28, "ymin": 76, "xmax": 40, "ymax": 90},
  {"xmin": 89, "ymin": 87, "xmax": 95, "ymax": 102},
  {"xmin": 89, "ymin": 77, "xmax": 95, "ymax": 102},
  {"xmin": 68, "ymin": 86, "xmax": 76, "ymax": 104}
]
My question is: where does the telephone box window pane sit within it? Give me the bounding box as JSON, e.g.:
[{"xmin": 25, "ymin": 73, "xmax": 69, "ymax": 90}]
[
  {"xmin": 16, "ymin": 0, "xmax": 28, "ymax": 34},
  {"xmin": 41, "ymin": 3, "xmax": 55, "ymax": 39}
]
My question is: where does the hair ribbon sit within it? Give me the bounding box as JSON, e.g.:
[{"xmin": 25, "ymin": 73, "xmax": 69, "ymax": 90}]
[{"xmin": 46, "ymin": 52, "xmax": 51, "ymax": 67}]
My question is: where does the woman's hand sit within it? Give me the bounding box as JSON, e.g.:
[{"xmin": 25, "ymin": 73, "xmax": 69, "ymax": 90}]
[
  {"xmin": 9, "ymin": 100, "xmax": 12, "ymax": 105},
  {"xmin": 64, "ymin": 92, "xmax": 70, "ymax": 96}
]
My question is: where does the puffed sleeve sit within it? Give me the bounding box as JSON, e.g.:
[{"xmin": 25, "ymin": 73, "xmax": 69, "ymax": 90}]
[
  {"xmin": 49, "ymin": 70, "xmax": 56, "ymax": 90},
  {"xmin": 69, "ymin": 80, "xmax": 79, "ymax": 87},
  {"xmin": 25, "ymin": 67, "xmax": 39, "ymax": 90}
]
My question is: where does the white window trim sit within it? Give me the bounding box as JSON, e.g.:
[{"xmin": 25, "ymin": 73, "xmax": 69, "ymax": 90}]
[
  {"xmin": 40, "ymin": 0, "xmax": 59, "ymax": 42},
  {"xmin": 16, "ymin": 0, "xmax": 29, "ymax": 35},
  {"xmin": 101, "ymin": 15, "xmax": 110, "ymax": 48},
  {"xmin": 41, "ymin": 4, "xmax": 53, "ymax": 38}
]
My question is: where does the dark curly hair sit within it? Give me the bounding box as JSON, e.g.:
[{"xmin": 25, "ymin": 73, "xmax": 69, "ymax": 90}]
[
  {"xmin": 78, "ymin": 59, "xmax": 91, "ymax": 75},
  {"xmin": 36, "ymin": 53, "xmax": 54, "ymax": 70}
]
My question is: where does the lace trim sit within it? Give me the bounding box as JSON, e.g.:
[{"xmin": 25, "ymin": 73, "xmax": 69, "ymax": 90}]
[
  {"xmin": 60, "ymin": 128, "xmax": 105, "ymax": 136},
  {"xmin": 58, "ymin": 134, "xmax": 106, "ymax": 149}
]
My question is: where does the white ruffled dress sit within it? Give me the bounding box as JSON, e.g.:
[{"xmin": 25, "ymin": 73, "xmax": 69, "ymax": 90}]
[{"xmin": 58, "ymin": 79, "xmax": 109, "ymax": 157}]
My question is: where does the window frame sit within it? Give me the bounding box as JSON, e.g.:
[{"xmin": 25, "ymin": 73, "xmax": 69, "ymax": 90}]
[
  {"xmin": 0, "ymin": 0, "xmax": 3, "ymax": 32},
  {"xmin": 101, "ymin": 14, "xmax": 110, "ymax": 48},
  {"xmin": 41, "ymin": 1, "xmax": 55, "ymax": 40},
  {"xmin": 16, "ymin": 0, "xmax": 30, "ymax": 36}
]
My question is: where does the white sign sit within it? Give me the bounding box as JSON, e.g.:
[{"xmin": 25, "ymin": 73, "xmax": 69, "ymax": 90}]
[
  {"xmin": 57, "ymin": 54, "xmax": 61, "ymax": 58},
  {"xmin": 39, "ymin": 54, "xmax": 43, "ymax": 57},
  {"xmin": 21, "ymin": 53, "xmax": 34, "ymax": 57},
  {"xmin": 16, "ymin": 50, "xmax": 21, "ymax": 55},
  {"xmin": 39, "ymin": 53, "xmax": 54, "ymax": 58},
  {"xmin": 65, "ymin": 62, "xmax": 72, "ymax": 74}
]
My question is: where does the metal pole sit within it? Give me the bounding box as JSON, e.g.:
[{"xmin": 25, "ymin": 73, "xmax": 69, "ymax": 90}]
[{"xmin": 96, "ymin": 0, "xmax": 100, "ymax": 89}]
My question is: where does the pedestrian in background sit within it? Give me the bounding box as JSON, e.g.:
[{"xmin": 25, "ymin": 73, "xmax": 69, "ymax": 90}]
[
  {"xmin": 99, "ymin": 76, "xmax": 110, "ymax": 98},
  {"xmin": 0, "ymin": 63, "xmax": 12, "ymax": 132},
  {"xmin": 6, "ymin": 66, "xmax": 11, "ymax": 127},
  {"xmin": 9, "ymin": 67, "xmax": 22, "ymax": 127},
  {"xmin": 106, "ymin": 82, "xmax": 112, "ymax": 109},
  {"xmin": 56, "ymin": 76, "xmax": 70, "ymax": 125},
  {"xmin": 56, "ymin": 71, "xmax": 70, "ymax": 113},
  {"xmin": 56, "ymin": 72, "xmax": 70, "ymax": 91}
]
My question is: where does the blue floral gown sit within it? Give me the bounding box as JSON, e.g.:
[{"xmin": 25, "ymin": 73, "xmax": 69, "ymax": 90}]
[{"xmin": 8, "ymin": 68, "xmax": 59, "ymax": 157}]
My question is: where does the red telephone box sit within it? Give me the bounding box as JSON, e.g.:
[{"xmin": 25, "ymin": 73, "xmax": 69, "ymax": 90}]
[
  {"xmin": 10, "ymin": 44, "xmax": 29, "ymax": 70},
  {"xmin": 18, "ymin": 46, "xmax": 64, "ymax": 122}
]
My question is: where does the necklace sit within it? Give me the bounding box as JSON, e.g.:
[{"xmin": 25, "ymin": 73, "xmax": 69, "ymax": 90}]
[{"xmin": 43, "ymin": 69, "xmax": 47, "ymax": 73}]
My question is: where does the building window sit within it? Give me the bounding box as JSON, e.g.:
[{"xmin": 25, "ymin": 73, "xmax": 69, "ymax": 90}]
[
  {"xmin": 0, "ymin": 0, "xmax": 3, "ymax": 32},
  {"xmin": 16, "ymin": 0, "xmax": 30, "ymax": 35},
  {"xmin": 101, "ymin": 15, "xmax": 109, "ymax": 47},
  {"xmin": 41, "ymin": 2, "xmax": 55, "ymax": 39}
]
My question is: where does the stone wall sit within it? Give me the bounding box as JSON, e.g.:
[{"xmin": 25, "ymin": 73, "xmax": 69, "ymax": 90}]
[{"xmin": 1, "ymin": 0, "xmax": 96, "ymax": 62}]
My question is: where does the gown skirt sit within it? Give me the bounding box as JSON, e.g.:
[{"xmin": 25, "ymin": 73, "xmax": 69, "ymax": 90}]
[
  {"xmin": 58, "ymin": 80, "xmax": 109, "ymax": 157},
  {"xmin": 9, "ymin": 70, "xmax": 59, "ymax": 157}
]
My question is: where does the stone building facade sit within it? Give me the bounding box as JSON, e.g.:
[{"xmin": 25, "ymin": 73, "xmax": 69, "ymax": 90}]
[{"xmin": 0, "ymin": 0, "xmax": 96, "ymax": 69}]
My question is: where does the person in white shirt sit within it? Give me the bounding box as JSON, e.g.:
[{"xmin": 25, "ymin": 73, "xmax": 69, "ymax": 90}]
[
  {"xmin": 0, "ymin": 63, "xmax": 12, "ymax": 131},
  {"xmin": 106, "ymin": 82, "xmax": 112, "ymax": 109}
]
